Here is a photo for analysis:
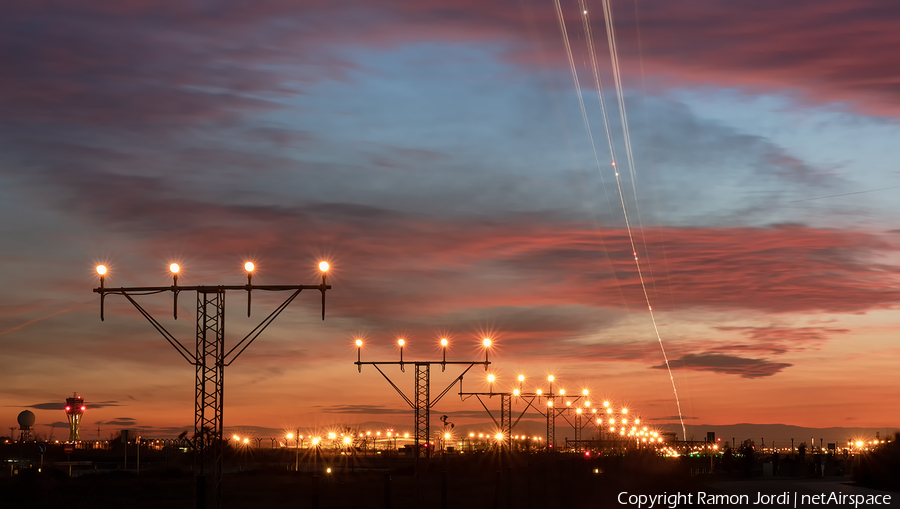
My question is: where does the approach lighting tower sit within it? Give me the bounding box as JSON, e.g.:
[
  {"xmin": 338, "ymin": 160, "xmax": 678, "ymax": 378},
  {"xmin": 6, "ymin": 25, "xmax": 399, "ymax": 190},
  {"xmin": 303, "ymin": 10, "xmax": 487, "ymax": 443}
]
[
  {"xmin": 65, "ymin": 394, "xmax": 86, "ymax": 441},
  {"xmin": 354, "ymin": 337, "xmax": 491, "ymax": 457},
  {"xmin": 93, "ymin": 260, "xmax": 331, "ymax": 509}
]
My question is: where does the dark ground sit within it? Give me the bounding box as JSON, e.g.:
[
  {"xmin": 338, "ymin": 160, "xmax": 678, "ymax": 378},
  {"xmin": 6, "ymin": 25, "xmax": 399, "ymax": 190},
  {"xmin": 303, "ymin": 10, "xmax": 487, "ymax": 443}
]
[{"xmin": 2, "ymin": 449, "xmax": 897, "ymax": 509}]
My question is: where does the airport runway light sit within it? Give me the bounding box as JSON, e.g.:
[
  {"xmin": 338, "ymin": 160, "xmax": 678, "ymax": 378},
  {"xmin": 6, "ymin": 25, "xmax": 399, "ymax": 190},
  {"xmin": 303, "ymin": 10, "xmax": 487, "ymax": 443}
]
[
  {"xmin": 243, "ymin": 438, "xmax": 249, "ymax": 445},
  {"xmin": 513, "ymin": 389, "xmax": 520, "ymax": 396},
  {"xmin": 559, "ymin": 389, "xmax": 565, "ymax": 396},
  {"xmin": 286, "ymin": 433, "xmax": 294, "ymax": 440},
  {"xmin": 319, "ymin": 261, "xmax": 329, "ymax": 288},
  {"xmin": 355, "ymin": 339, "xmax": 363, "ymax": 371},
  {"xmin": 566, "ymin": 401, "xmax": 571, "ymax": 407},
  {"xmin": 169, "ymin": 263, "xmax": 180, "ymax": 284},
  {"xmin": 576, "ymin": 408, "xmax": 582, "ymax": 414},
  {"xmin": 487, "ymin": 373, "xmax": 495, "ymax": 394},
  {"xmin": 518, "ymin": 374, "xmax": 525, "ymax": 383},
  {"xmin": 312, "ymin": 437, "xmax": 320, "ymax": 446},
  {"xmin": 583, "ymin": 389, "xmax": 589, "ymax": 396},
  {"xmin": 482, "ymin": 338, "xmax": 492, "ymax": 366},
  {"xmin": 96, "ymin": 265, "xmax": 107, "ymax": 288},
  {"xmin": 398, "ymin": 338, "xmax": 405, "ymax": 363},
  {"xmin": 441, "ymin": 338, "xmax": 448, "ymax": 365},
  {"xmin": 622, "ymin": 408, "xmax": 628, "ymax": 414},
  {"xmin": 244, "ymin": 261, "xmax": 256, "ymax": 316}
]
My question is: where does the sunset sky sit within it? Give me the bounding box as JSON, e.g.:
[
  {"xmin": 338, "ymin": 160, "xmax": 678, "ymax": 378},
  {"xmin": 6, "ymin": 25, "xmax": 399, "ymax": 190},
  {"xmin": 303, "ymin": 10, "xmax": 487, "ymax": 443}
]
[{"xmin": 2, "ymin": 0, "xmax": 899, "ymax": 441}]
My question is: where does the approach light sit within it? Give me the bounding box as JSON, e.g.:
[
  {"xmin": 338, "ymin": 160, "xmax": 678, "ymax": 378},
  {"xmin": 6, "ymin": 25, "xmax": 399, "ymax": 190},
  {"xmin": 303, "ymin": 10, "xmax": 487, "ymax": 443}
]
[
  {"xmin": 96, "ymin": 265, "xmax": 107, "ymax": 275},
  {"xmin": 583, "ymin": 389, "xmax": 589, "ymax": 396},
  {"xmin": 355, "ymin": 339, "xmax": 363, "ymax": 347},
  {"xmin": 513, "ymin": 389, "xmax": 520, "ymax": 396},
  {"xmin": 548, "ymin": 375, "xmax": 554, "ymax": 382},
  {"xmin": 319, "ymin": 261, "xmax": 329, "ymax": 272},
  {"xmin": 169, "ymin": 263, "xmax": 180, "ymax": 274},
  {"xmin": 487, "ymin": 374, "xmax": 495, "ymax": 383},
  {"xmin": 440, "ymin": 338, "xmax": 448, "ymax": 347},
  {"xmin": 244, "ymin": 262, "xmax": 254, "ymax": 272},
  {"xmin": 398, "ymin": 339, "xmax": 405, "ymax": 347},
  {"xmin": 286, "ymin": 433, "xmax": 294, "ymax": 440},
  {"xmin": 559, "ymin": 389, "xmax": 565, "ymax": 395},
  {"xmin": 482, "ymin": 338, "xmax": 491, "ymax": 347},
  {"xmin": 243, "ymin": 438, "xmax": 249, "ymax": 444},
  {"xmin": 622, "ymin": 408, "xmax": 628, "ymax": 414},
  {"xmin": 518, "ymin": 374, "xmax": 525, "ymax": 382},
  {"xmin": 603, "ymin": 401, "xmax": 609, "ymax": 407},
  {"xmin": 536, "ymin": 389, "xmax": 543, "ymax": 395}
]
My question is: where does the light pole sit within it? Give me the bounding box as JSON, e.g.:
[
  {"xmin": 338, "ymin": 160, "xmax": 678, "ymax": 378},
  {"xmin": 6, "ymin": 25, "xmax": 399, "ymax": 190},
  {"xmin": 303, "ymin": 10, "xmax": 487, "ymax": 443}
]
[{"xmin": 94, "ymin": 261, "xmax": 331, "ymax": 509}]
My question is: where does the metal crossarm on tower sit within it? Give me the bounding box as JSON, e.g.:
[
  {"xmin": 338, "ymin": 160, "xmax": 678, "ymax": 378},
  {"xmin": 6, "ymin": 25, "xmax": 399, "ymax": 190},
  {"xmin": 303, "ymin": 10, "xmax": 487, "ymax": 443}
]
[{"xmin": 93, "ymin": 263, "xmax": 331, "ymax": 509}]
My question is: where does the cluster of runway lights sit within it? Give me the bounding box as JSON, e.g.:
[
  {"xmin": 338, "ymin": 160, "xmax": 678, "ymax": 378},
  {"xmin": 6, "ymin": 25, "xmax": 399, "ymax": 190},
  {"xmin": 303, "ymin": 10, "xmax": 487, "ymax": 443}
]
[
  {"xmin": 95, "ymin": 261, "xmax": 330, "ymax": 281},
  {"xmin": 356, "ymin": 338, "xmax": 665, "ymax": 441}
]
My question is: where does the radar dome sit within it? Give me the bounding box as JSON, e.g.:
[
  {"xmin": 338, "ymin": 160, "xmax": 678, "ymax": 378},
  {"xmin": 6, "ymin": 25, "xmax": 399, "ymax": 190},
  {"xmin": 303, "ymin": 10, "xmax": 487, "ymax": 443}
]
[{"xmin": 17, "ymin": 410, "xmax": 35, "ymax": 428}]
